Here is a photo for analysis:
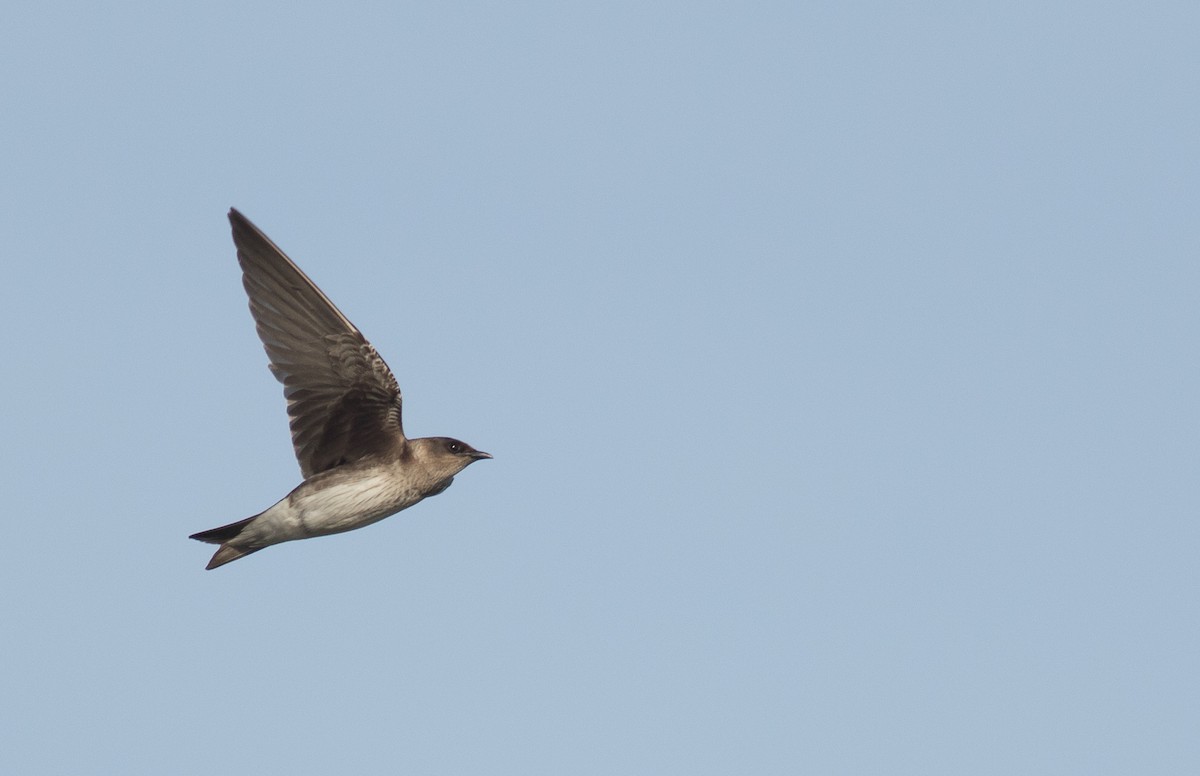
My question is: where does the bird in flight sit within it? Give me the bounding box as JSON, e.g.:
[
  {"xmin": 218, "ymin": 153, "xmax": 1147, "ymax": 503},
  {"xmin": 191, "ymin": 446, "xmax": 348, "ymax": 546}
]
[{"xmin": 190, "ymin": 209, "xmax": 491, "ymax": 569}]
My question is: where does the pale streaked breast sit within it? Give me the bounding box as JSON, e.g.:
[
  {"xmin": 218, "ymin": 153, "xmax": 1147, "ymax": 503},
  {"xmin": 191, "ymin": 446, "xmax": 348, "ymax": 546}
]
[{"xmin": 288, "ymin": 467, "xmax": 427, "ymax": 537}]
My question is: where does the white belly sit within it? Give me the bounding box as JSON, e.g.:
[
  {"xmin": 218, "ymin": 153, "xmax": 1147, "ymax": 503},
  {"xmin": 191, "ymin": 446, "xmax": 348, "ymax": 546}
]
[{"xmin": 257, "ymin": 468, "xmax": 426, "ymax": 542}]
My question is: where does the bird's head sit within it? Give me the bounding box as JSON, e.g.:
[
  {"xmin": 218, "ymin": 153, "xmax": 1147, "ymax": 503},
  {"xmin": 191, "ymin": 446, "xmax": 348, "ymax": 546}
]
[{"xmin": 410, "ymin": 436, "xmax": 493, "ymax": 481}]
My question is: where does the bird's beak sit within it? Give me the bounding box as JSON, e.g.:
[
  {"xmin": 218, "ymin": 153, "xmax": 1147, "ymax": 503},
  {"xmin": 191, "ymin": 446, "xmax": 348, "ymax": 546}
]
[{"xmin": 470, "ymin": 450, "xmax": 493, "ymax": 461}]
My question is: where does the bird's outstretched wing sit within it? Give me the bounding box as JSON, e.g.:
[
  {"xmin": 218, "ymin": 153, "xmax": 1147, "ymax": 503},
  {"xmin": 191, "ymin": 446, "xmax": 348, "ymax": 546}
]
[{"xmin": 229, "ymin": 209, "xmax": 404, "ymax": 478}]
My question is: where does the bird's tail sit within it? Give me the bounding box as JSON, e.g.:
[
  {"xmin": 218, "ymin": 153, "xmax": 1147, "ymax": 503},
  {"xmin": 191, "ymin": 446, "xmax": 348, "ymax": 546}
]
[{"xmin": 189, "ymin": 516, "xmax": 261, "ymax": 570}]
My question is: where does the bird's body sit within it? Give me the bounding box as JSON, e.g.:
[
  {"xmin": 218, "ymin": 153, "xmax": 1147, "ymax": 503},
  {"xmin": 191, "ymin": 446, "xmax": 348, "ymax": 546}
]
[{"xmin": 190, "ymin": 210, "xmax": 490, "ymax": 570}]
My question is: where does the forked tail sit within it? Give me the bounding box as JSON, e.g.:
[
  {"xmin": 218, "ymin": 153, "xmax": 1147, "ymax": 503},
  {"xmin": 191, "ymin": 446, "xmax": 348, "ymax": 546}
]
[{"xmin": 189, "ymin": 516, "xmax": 261, "ymax": 570}]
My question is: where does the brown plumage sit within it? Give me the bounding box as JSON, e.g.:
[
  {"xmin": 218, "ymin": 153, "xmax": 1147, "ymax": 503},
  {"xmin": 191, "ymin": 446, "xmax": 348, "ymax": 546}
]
[{"xmin": 189, "ymin": 209, "xmax": 490, "ymax": 570}]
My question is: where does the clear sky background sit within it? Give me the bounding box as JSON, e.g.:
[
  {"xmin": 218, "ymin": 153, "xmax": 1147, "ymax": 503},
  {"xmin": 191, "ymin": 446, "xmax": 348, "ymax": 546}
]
[{"xmin": 2, "ymin": 2, "xmax": 1197, "ymax": 774}]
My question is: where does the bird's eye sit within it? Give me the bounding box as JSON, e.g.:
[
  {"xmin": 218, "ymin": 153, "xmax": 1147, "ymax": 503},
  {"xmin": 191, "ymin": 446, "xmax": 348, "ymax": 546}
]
[{"xmin": 448, "ymin": 442, "xmax": 461, "ymax": 453}]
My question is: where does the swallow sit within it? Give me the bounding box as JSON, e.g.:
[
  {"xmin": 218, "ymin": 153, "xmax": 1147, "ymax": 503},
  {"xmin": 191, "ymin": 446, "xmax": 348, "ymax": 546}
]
[{"xmin": 190, "ymin": 209, "xmax": 490, "ymax": 569}]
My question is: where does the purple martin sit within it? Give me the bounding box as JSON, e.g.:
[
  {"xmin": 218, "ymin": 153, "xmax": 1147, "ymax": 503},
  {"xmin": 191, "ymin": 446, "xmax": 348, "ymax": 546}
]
[{"xmin": 190, "ymin": 209, "xmax": 490, "ymax": 570}]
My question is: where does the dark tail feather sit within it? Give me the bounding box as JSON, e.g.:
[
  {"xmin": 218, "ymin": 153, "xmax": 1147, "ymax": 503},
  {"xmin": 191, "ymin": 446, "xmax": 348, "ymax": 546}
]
[
  {"xmin": 190, "ymin": 516, "xmax": 260, "ymax": 570},
  {"xmin": 189, "ymin": 516, "xmax": 256, "ymax": 544},
  {"xmin": 203, "ymin": 544, "xmax": 262, "ymax": 570}
]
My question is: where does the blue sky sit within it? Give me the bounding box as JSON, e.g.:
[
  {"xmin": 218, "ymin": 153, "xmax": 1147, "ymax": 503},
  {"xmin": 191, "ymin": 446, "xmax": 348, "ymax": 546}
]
[{"xmin": 2, "ymin": 2, "xmax": 1198, "ymax": 773}]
